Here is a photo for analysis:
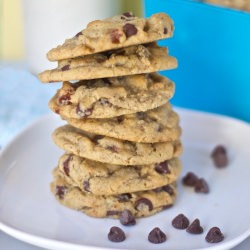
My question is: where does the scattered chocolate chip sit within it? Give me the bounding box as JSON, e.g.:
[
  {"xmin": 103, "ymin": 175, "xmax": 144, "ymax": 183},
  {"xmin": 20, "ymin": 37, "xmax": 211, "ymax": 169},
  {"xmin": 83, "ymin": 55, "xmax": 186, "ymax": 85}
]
[
  {"xmin": 76, "ymin": 104, "xmax": 93, "ymax": 118},
  {"xmin": 123, "ymin": 23, "xmax": 138, "ymax": 38},
  {"xmin": 136, "ymin": 112, "xmax": 146, "ymax": 120},
  {"xmin": 155, "ymin": 161, "xmax": 170, "ymax": 174},
  {"xmin": 135, "ymin": 198, "xmax": 153, "ymax": 211},
  {"xmin": 110, "ymin": 29, "xmax": 123, "ymax": 43},
  {"xmin": 83, "ymin": 180, "xmax": 90, "ymax": 192},
  {"xmin": 63, "ymin": 155, "xmax": 72, "ymax": 176},
  {"xmin": 194, "ymin": 178, "xmax": 209, "ymax": 194},
  {"xmin": 148, "ymin": 227, "xmax": 167, "ymax": 244},
  {"xmin": 205, "ymin": 227, "xmax": 224, "ymax": 243},
  {"xmin": 55, "ymin": 109, "xmax": 60, "ymax": 114},
  {"xmin": 74, "ymin": 31, "xmax": 82, "ymax": 37},
  {"xmin": 211, "ymin": 145, "xmax": 228, "ymax": 168},
  {"xmin": 61, "ymin": 65, "xmax": 70, "ymax": 71},
  {"xmin": 119, "ymin": 210, "xmax": 136, "ymax": 226},
  {"xmin": 107, "ymin": 210, "xmax": 121, "ymax": 216},
  {"xmin": 143, "ymin": 24, "xmax": 149, "ymax": 32},
  {"xmin": 117, "ymin": 193, "xmax": 132, "ymax": 202},
  {"xmin": 55, "ymin": 185, "xmax": 67, "ymax": 199},
  {"xmin": 106, "ymin": 145, "xmax": 119, "ymax": 153},
  {"xmin": 108, "ymin": 226, "xmax": 126, "ymax": 242},
  {"xmin": 58, "ymin": 93, "xmax": 72, "ymax": 105},
  {"xmin": 186, "ymin": 219, "xmax": 203, "ymax": 234},
  {"xmin": 182, "ymin": 172, "xmax": 199, "ymax": 187},
  {"xmin": 163, "ymin": 27, "xmax": 168, "ymax": 34},
  {"xmin": 172, "ymin": 214, "xmax": 190, "ymax": 229}
]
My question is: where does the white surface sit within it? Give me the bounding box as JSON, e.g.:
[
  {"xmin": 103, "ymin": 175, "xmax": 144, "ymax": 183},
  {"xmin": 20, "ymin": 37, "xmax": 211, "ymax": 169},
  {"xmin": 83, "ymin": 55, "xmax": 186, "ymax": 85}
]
[{"xmin": 0, "ymin": 109, "xmax": 250, "ymax": 250}]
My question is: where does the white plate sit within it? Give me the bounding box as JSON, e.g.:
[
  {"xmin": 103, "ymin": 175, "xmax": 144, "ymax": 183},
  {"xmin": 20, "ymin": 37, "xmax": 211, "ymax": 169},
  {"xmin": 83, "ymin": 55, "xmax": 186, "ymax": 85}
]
[{"xmin": 0, "ymin": 109, "xmax": 250, "ymax": 250}]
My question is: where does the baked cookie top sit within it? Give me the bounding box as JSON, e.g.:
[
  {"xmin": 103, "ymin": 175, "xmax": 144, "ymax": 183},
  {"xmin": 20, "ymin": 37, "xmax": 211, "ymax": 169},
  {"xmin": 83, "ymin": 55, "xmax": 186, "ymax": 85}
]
[
  {"xmin": 52, "ymin": 125, "xmax": 182, "ymax": 165},
  {"xmin": 57, "ymin": 153, "xmax": 181, "ymax": 195},
  {"xmin": 49, "ymin": 73, "xmax": 175, "ymax": 119},
  {"xmin": 39, "ymin": 43, "xmax": 177, "ymax": 82},
  {"xmin": 65, "ymin": 104, "xmax": 181, "ymax": 143},
  {"xmin": 46, "ymin": 12, "xmax": 174, "ymax": 61},
  {"xmin": 51, "ymin": 168, "xmax": 177, "ymax": 218}
]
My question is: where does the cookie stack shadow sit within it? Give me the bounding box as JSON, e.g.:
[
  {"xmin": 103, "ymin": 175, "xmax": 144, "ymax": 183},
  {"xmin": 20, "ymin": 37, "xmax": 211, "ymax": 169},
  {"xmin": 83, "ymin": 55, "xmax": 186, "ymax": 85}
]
[{"xmin": 39, "ymin": 12, "xmax": 183, "ymax": 219}]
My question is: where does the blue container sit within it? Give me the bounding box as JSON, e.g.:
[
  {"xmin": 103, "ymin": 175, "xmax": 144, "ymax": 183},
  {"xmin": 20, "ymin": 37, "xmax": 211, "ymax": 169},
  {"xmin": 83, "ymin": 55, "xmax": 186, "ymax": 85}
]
[{"xmin": 144, "ymin": 0, "xmax": 250, "ymax": 122}]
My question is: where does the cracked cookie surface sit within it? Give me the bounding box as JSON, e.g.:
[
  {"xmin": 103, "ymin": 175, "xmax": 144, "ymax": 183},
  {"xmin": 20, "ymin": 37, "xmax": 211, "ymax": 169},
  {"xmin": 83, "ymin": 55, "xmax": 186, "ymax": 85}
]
[
  {"xmin": 46, "ymin": 12, "xmax": 174, "ymax": 61},
  {"xmin": 57, "ymin": 153, "xmax": 181, "ymax": 195},
  {"xmin": 39, "ymin": 43, "xmax": 177, "ymax": 82},
  {"xmin": 49, "ymin": 73, "xmax": 175, "ymax": 119},
  {"xmin": 51, "ymin": 168, "xmax": 177, "ymax": 218},
  {"xmin": 52, "ymin": 125, "xmax": 182, "ymax": 165}
]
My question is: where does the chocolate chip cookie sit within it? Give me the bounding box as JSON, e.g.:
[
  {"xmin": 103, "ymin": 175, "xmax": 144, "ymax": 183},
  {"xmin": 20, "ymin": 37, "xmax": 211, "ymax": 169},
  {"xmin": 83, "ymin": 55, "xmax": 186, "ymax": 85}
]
[
  {"xmin": 49, "ymin": 73, "xmax": 175, "ymax": 118},
  {"xmin": 46, "ymin": 12, "xmax": 174, "ymax": 61},
  {"xmin": 52, "ymin": 125, "xmax": 182, "ymax": 165},
  {"xmin": 65, "ymin": 104, "xmax": 181, "ymax": 143},
  {"xmin": 57, "ymin": 153, "xmax": 181, "ymax": 195},
  {"xmin": 39, "ymin": 43, "xmax": 177, "ymax": 82},
  {"xmin": 51, "ymin": 168, "xmax": 177, "ymax": 218}
]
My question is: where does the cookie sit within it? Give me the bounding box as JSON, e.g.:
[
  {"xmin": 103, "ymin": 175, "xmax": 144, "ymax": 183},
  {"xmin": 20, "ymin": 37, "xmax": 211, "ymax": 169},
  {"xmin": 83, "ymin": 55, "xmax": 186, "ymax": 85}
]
[
  {"xmin": 65, "ymin": 104, "xmax": 181, "ymax": 143},
  {"xmin": 39, "ymin": 43, "xmax": 177, "ymax": 82},
  {"xmin": 204, "ymin": 0, "xmax": 250, "ymax": 11},
  {"xmin": 52, "ymin": 125, "xmax": 182, "ymax": 165},
  {"xmin": 49, "ymin": 73, "xmax": 175, "ymax": 119},
  {"xmin": 46, "ymin": 12, "xmax": 174, "ymax": 61},
  {"xmin": 57, "ymin": 153, "xmax": 182, "ymax": 195},
  {"xmin": 51, "ymin": 168, "xmax": 177, "ymax": 218}
]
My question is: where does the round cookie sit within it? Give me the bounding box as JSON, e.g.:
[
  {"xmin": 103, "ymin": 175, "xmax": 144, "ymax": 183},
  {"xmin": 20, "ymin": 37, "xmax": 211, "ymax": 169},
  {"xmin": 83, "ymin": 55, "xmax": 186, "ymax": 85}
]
[
  {"xmin": 57, "ymin": 153, "xmax": 182, "ymax": 195},
  {"xmin": 51, "ymin": 168, "xmax": 177, "ymax": 218},
  {"xmin": 49, "ymin": 73, "xmax": 175, "ymax": 119},
  {"xmin": 46, "ymin": 12, "xmax": 175, "ymax": 61},
  {"xmin": 39, "ymin": 43, "xmax": 177, "ymax": 82},
  {"xmin": 52, "ymin": 125, "xmax": 183, "ymax": 166},
  {"xmin": 65, "ymin": 104, "xmax": 181, "ymax": 143}
]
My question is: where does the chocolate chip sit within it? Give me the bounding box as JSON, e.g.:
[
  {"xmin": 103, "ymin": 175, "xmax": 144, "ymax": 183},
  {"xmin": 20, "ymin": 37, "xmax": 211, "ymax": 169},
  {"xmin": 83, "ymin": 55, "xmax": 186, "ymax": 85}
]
[
  {"xmin": 154, "ymin": 161, "xmax": 170, "ymax": 174},
  {"xmin": 211, "ymin": 145, "xmax": 228, "ymax": 168},
  {"xmin": 110, "ymin": 29, "xmax": 123, "ymax": 43},
  {"xmin": 123, "ymin": 23, "xmax": 138, "ymax": 38},
  {"xmin": 186, "ymin": 219, "xmax": 203, "ymax": 234},
  {"xmin": 205, "ymin": 227, "xmax": 224, "ymax": 243},
  {"xmin": 61, "ymin": 65, "xmax": 70, "ymax": 71},
  {"xmin": 182, "ymin": 172, "xmax": 199, "ymax": 187},
  {"xmin": 76, "ymin": 104, "xmax": 93, "ymax": 118},
  {"xmin": 99, "ymin": 98, "xmax": 112, "ymax": 107},
  {"xmin": 121, "ymin": 12, "xmax": 135, "ymax": 19},
  {"xmin": 116, "ymin": 116, "xmax": 124, "ymax": 123},
  {"xmin": 163, "ymin": 27, "xmax": 168, "ymax": 34},
  {"xmin": 148, "ymin": 227, "xmax": 167, "ymax": 244},
  {"xmin": 106, "ymin": 145, "xmax": 119, "ymax": 153},
  {"xmin": 162, "ymin": 185, "xmax": 174, "ymax": 195},
  {"xmin": 119, "ymin": 210, "xmax": 136, "ymax": 226},
  {"xmin": 108, "ymin": 226, "xmax": 126, "ymax": 242},
  {"xmin": 172, "ymin": 214, "xmax": 190, "ymax": 229},
  {"xmin": 117, "ymin": 193, "xmax": 132, "ymax": 202},
  {"xmin": 83, "ymin": 180, "xmax": 90, "ymax": 192},
  {"xmin": 74, "ymin": 31, "xmax": 82, "ymax": 37},
  {"xmin": 63, "ymin": 155, "xmax": 72, "ymax": 176},
  {"xmin": 136, "ymin": 112, "xmax": 145, "ymax": 120},
  {"xmin": 135, "ymin": 198, "xmax": 153, "ymax": 211},
  {"xmin": 195, "ymin": 178, "xmax": 209, "ymax": 194},
  {"xmin": 153, "ymin": 184, "xmax": 174, "ymax": 195},
  {"xmin": 55, "ymin": 185, "xmax": 67, "ymax": 199},
  {"xmin": 58, "ymin": 93, "xmax": 72, "ymax": 105}
]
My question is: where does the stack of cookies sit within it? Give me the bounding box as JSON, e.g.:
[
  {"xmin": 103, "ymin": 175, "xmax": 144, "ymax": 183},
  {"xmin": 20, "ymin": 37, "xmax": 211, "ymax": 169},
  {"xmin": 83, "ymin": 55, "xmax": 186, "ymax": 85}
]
[{"xmin": 39, "ymin": 12, "xmax": 182, "ymax": 219}]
